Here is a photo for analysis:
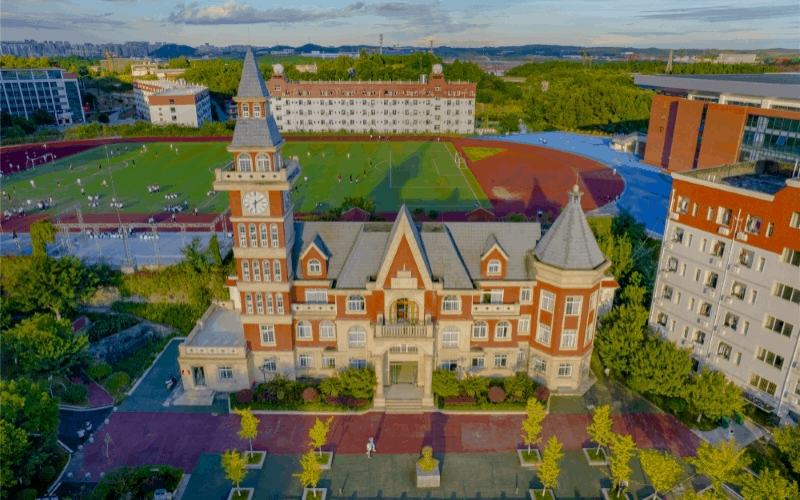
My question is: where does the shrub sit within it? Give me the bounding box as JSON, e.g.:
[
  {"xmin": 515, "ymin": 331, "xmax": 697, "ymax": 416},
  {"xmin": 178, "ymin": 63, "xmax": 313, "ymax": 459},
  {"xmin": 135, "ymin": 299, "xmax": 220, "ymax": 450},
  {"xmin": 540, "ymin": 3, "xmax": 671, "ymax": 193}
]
[
  {"xmin": 15, "ymin": 489, "xmax": 37, "ymax": 500},
  {"xmin": 106, "ymin": 372, "xmax": 131, "ymax": 393},
  {"xmin": 236, "ymin": 389, "xmax": 254, "ymax": 404},
  {"xmin": 460, "ymin": 375, "xmax": 490, "ymax": 401},
  {"xmin": 432, "ymin": 369, "xmax": 461, "ymax": 399},
  {"xmin": 488, "ymin": 386, "xmax": 506, "ymax": 403},
  {"xmin": 62, "ymin": 383, "xmax": 89, "ymax": 405},
  {"xmin": 88, "ymin": 362, "xmax": 112, "ymax": 380},
  {"xmin": 302, "ymin": 387, "xmax": 319, "ymax": 402},
  {"xmin": 324, "ymin": 396, "xmax": 367, "ymax": 407},
  {"xmin": 340, "ymin": 366, "xmax": 377, "ymax": 400},
  {"xmin": 533, "ymin": 386, "xmax": 550, "ymax": 403},
  {"xmin": 266, "ymin": 374, "xmax": 300, "ymax": 403},
  {"xmin": 504, "ymin": 373, "xmax": 533, "ymax": 401},
  {"xmin": 427, "ymin": 210, "xmax": 439, "ymax": 221},
  {"xmin": 37, "ymin": 465, "xmax": 56, "ymax": 485},
  {"xmin": 319, "ymin": 376, "xmax": 343, "ymax": 398},
  {"xmin": 86, "ymin": 314, "xmax": 139, "ymax": 342}
]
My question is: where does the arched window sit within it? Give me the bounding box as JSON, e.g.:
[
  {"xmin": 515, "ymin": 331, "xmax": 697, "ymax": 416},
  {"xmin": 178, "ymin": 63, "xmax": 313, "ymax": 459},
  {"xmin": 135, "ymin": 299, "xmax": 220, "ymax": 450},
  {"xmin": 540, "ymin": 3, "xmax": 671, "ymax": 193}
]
[
  {"xmin": 253, "ymin": 103, "xmax": 261, "ymax": 118},
  {"xmin": 487, "ymin": 259, "xmax": 501, "ymax": 275},
  {"xmin": 320, "ymin": 321, "xmax": 335, "ymax": 339},
  {"xmin": 495, "ymin": 321, "xmax": 510, "ymax": 339},
  {"xmin": 249, "ymin": 224, "xmax": 258, "ymax": 247},
  {"xmin": 270, "ymin": 224, "xmax": 280, "ymax": 247},
  {"xmin": 442, "ymin": 295, "xmax": 460, "ymax": 312},
  {"xmin": 256, "ymin": 153, "xmax": 270, "ymax": 172},
  {"xmin": 296, "ymin": 321, "xmax": 312, "ymax": 339},
  {"xmin": 308, "ymin": 259, "xmax": 321, "ymax": 275},
  {"xmin": 245, "ymin": 293, "xmax": 253, "ymax": 314},
  {"xmin": 273, "ymin": 260, "xmax": 282, "ymax": 282},
  {"xmin": 242, "ymin": 103, "xmax": 249, "ymax": 118},
  {"xmin": 276, "ymin": 294, "xmax": 284, "ymax": 314},
  {"xmin": 242, "ymin": 260, "xmax": 250, "ymax": 281},
  {"xmin": 472, "ymin": 321, "xmax": 487, "ymax": 339},
  {"xmin": 255, "ymin": 293, "xmax": 264, "ymax": 314},
  {"xmin": 252, "ymin": 260, "xmax": 261, "ymax": 282},
  {"xmin": 263, "ymin": 259, "xmax": 271, "ymax": 282},
  {"xmin": 238, "ymin": 224, "xmax": 247, "ymax": 247},
  {"xmin": 348, "ymin": 326, "xmax": 366, "ymax": 347},
  {"xmin": 347, "ymin": 295, "xmax": 365, "ymax": 312},
  {"xmin": 238, "ymin": 154, "xmax": 252, "ymax": 172},
  {"xmin": 259, "ymin": 223, "xmax": 268, "ymax": 247},
  {"xmin": 442, "ymin": 327, "xmax": 459, "ymax": 348},
  {"xmin": 266, "ymin": 293, "xmax": 274, "ymax": 314}
]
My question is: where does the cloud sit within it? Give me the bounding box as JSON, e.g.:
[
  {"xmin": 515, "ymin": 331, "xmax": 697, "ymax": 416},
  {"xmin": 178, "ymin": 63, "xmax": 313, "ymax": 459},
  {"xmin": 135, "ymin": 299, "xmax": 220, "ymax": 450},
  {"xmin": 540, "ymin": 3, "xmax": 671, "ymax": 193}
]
[
  {"xmin": 0, "ymin": 10, "xmax": 129, "ymax": 30},
  {"xmin": 608, "ymin": 30, "xmax": 692, "ymax": 37},
  {"xmin": 637, "ymin": 4, "xmax": 797, "ymax": 22},
  {"xmin": 166, "ymin": 0, "xmax": 491, "ymax": 35}
]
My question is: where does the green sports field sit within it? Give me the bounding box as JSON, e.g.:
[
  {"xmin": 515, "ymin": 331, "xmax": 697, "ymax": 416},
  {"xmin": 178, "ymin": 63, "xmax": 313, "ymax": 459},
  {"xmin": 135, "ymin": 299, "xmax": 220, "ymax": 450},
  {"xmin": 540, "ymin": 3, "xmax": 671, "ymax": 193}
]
[{"xmin": 2, "ymin": 141, "xmax": 490, "ymax": 215}]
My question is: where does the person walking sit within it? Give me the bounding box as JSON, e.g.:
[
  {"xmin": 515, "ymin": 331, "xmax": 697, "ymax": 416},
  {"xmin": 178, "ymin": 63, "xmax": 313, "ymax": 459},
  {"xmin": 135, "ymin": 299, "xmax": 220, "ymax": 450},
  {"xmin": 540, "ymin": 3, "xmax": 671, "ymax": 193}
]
[{"xmin": 366, "ymin": 437, "xmax": 376, "ymax": 458}]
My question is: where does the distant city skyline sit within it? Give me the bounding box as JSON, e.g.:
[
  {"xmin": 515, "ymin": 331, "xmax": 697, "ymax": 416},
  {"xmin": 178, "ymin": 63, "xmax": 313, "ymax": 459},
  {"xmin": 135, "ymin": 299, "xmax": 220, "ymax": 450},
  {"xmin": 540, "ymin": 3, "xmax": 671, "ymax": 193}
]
[{"xmin": 1, "ymin": 0, "xmax": 797, "ymax": 51}]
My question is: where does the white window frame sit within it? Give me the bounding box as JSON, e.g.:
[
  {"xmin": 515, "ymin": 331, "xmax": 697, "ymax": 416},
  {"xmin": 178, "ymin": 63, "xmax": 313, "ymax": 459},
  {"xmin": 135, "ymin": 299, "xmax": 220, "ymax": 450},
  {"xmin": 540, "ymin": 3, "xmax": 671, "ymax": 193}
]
[
  {"xmin": 536, "ymin": 323, "xmax": 552, "ymax": 345},
  {"xmin": 471, "ymin": 357, "xmax": 485, "ymax": 369},
  {"xmin": 348, "ymin": 326, "xmax": 366, "ymax": 347},
  {"xmin": 561, "ymin": 329, "xmax": 577, "ymax": 349},
  {"xmin": 533, "ymin": 357, "xmax": 546, "ymax": 373},
  {"xmin": 263, "ymin": 358, "xmax": 277, "ymax": 371},
  {"xmin": 276, "ymin": 294, "xmax": 284, "ymax": 314},
  {"xmin": 518, "ymin": 316, "xmax": 530, "ymax": 333},
  {"xmin": 540, "ymin": 291, "xmax": 555, "ymax": 312},
  {"xmin": 494, "ymin": 354, "xmax": 508, "ymax": 368},
  {"xmin": 495, "ymin": 321, "xmax": 511, "ymax": 340},
  {"xmin": 266, "ymin": 294, "xmax": 274, "ymax": 315},
  {"xmin": 238, "ymin": 224, "xmax": 247, "ymax": 247},
  {"xmin": 487, "ymin": 259, "xmax": 501, "ymax": 275},
  {"xmin": 245, "ymin": 293, "xmax": 254, "ymax": 314},
  {"xmin": 442, "ymin": 295, "xmax": 461, "ymax": 313},
  {"xmin": 263, "ymin": 259, "xmax": 271, "ymax": 282},
  {"xmin": 252, "ymin": 260, "xmax": 261, "ymax": 282},
  {"xmin": 441, "ymin": 359, "xmax": 458, "ymax": 371},
  {"xmin": 481, "ymin": 289, "xmax": 504, "ymax": 304},
  {"xmin": 299, "ymin": 354, "xmax": 313, "ymax": 368},
  {"xmin": 249, "ymin": 223, "xmax": 258, "ymax": 248},
  {"xmin": 255, "ymin": 293, "xmax": 264, "ymax": 314},
  {"xmin": 253, "ymin": 103, "xmax": 261, "ymax": 118},
  {"xmin": 520, "ymin": 287, "xmax": 533, "ymax": 304},
  {"xmin": 238, "ymin": 154, "xmax": 252, "ymax": 172},
  {"xmin": 346, "ymin": 294, "xmax": 365, "ymax": 312},
  {"xmin": 241, "ymin": 103, "xmax": 249, "ymax": 118},
  {"xmin": 442, "ymin": 327, "xmax": 459, "ymax": 348},
  {"xmin": 218, "ymin": 366, "xmax": 233, "ymax": 380},
  {"xmin": 270, "ymin": 224, "xmax": 280, "ymax": 248},
  {"xmin": 322, "ymin": 356, "xmax": 336, "ymax": 369},
  {"xmin": 260, "ymin": 324, "xmax": 275, "ymax": 345},
  {"xmin": 256, "ymin": 153, "xmax": 269, "ymax": 171},
  {"xmin": 565, "ymin": 296, "xmax": 582, "ymax": 316},
  {"xmin": 273, "ymin": 261, "xmax": 282, "ymax": 282},
  {"xmin": 585, "ymin": 323, "xmax": 595, "ymax": 346},
  {"xmin": 296, "ymin": 321, "xmax": 312, "ymax": 339},
  {"xmin": 306, "ymin": 289, "xmax": 328, "ymax": 303},
  {"xmin": 308, "ymin": 259, "xmax": 322, "ymax": 276},
  {"xmin": 557, "ymin": 364, "xmax": 572, "ymax": 378},
  {"xmin": 320, "ymin": 321, "xmax": 336, "ymax": 339},
  {"xmin": 472, "ymin": 321, "xmax": 488, "ymax": 339},
  {"xmin": 242, "ymin": 260, "xmax": 250, "ymax": 281}
]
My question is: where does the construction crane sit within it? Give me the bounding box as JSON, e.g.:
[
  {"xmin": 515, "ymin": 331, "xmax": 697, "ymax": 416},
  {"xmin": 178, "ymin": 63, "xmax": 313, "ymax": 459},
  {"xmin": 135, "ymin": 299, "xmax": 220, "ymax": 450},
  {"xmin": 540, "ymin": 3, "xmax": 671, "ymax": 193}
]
[{"xmin": 104, "ymin": 49, "xmax": 114, "ymax": 73}]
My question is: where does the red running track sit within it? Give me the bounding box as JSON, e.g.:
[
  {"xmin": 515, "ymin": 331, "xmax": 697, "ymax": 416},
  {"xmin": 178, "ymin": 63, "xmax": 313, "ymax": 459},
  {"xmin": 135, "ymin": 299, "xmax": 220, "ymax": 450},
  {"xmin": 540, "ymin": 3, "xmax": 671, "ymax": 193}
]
[{"xmin": 76, "ymin": 411, "xmax": 699, "ymax": 478}]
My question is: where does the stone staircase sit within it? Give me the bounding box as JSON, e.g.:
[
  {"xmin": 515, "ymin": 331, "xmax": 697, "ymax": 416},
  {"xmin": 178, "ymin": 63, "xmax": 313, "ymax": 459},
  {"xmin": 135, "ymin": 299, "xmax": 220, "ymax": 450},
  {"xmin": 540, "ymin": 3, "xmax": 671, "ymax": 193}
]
[
  {"xmin": 384, "ymin": 398, "xmax": 425, "ymax": 414},
  {"xmin": 172, "ymin": 388, "xmax": 215, "ymax": 407}
]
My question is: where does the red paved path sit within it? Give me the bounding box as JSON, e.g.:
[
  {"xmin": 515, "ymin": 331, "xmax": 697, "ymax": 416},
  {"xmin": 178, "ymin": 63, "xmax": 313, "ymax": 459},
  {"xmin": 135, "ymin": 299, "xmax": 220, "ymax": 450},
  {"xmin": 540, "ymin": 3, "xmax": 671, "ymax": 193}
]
[
  {"xmin": 77, "ymin": 412, "xmax": 699, "ymax": 478},
  {"xmin": 87, "ymin": 382, "xmax": 114, "ymax": 408}
]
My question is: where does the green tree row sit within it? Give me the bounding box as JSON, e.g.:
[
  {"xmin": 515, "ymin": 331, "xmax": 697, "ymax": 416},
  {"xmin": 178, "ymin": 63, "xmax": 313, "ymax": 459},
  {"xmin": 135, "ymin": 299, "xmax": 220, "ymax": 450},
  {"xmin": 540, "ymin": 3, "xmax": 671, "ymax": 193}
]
[{"xmin": 63, "ymin": 119, "xmax": 236, "ymax": 140}]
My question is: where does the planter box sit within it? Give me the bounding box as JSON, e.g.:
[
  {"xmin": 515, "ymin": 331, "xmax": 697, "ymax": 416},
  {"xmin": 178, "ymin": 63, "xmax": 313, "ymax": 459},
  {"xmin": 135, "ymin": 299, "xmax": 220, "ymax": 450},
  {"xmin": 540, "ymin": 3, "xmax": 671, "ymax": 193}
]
[
  {"xmin": 416, "ymin": 460, "xmax": 441, "ymax": 488},
  {"xmin": 302, "ymin": 488, "xmax": 327, "ymax": 500},
  {"xmin": 244, "ymin": 451, "xmax": 266, "ymax": 470},
  {"xmin": 517, "ymin": 448, "xmax": 542, "ymax": 467},
  {"xmin": 318, "ymin": 451, "xmax": 334, "ymax": 470},
  {"xmin": 601, "ymin": 488, "xmax": 633, "ymax": 500},
  {"xmin": 227, "ymin": 488, "xmax": 254, "ymax": 500},
  {"xmin": 529, "ymin": 489, "xmax": 556, "ymax": 500},
  {"xmin": 583, "ymin": 447, "xmax": 609, "ymax": 466}
]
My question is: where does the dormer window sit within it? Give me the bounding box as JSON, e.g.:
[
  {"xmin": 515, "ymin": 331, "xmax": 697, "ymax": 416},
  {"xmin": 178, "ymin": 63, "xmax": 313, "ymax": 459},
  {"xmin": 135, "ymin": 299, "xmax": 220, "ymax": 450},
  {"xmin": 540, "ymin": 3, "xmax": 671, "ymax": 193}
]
[
  {"xmin": 238, "ymin": 154, "xmax": 252, "ymax": 172},
  {"xmin": 487, "ymin": 259, "xmax": 501, "ymax": 275},
  {"xmin": 346, "ymin": 295, "xmax": 365, "ymax": 313},
  {"xmin": 253, "ymin": 103, "xmax": 261, "ymax": 117},
  {"xmin": 242, "ymin": 103, "xmax": 249, "ymax": 118},
  {"xmin": 256, "ymin": 154, "xmax": 270, "ymax": 172},
  {"xmin": 308, "ymin": 259, "xmax": 321, "ymax": 275}
]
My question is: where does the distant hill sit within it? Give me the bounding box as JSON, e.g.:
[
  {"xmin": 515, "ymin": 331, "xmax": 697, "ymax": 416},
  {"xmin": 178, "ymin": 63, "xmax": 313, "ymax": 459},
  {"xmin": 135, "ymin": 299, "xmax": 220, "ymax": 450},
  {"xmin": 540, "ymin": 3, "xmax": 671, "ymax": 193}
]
[{"xmin": 150, "ymin": 44, "xmax": 196, "ymax": 58}]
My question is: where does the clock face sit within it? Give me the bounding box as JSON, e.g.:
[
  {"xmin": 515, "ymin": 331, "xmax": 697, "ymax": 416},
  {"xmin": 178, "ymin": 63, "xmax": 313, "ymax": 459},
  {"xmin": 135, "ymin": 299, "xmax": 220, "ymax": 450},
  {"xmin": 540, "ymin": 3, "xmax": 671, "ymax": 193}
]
[{"xmin": 242, "ymin": 191, "xmax": 268, "ymax": 215}]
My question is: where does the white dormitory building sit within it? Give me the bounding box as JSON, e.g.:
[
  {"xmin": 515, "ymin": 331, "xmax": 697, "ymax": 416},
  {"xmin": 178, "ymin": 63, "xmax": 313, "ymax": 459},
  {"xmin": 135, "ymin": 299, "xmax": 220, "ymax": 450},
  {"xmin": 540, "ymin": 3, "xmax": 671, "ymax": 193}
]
[
  {"xmin": 264, "ymin": 64, "xmax": 477, "ymax": 134},
  {"xmin": 133, "ymin": 78, "xmax": 212, "ymax": 128}
]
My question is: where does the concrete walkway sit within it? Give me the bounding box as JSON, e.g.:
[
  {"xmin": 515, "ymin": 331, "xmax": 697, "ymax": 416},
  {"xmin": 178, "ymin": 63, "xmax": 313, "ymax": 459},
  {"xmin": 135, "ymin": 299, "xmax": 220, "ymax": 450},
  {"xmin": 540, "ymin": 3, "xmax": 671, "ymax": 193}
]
[{"xmin": 691, "ymin": 418, "xmax": 765, "ymax": 449}]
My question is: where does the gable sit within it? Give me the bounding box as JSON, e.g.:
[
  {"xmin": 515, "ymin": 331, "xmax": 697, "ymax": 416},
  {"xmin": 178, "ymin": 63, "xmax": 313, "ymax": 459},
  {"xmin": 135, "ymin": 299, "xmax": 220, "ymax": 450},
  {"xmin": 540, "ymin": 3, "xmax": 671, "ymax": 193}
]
[{"xmin": 379, "ymin": 235, "xmax": 430, "ymax": 289}]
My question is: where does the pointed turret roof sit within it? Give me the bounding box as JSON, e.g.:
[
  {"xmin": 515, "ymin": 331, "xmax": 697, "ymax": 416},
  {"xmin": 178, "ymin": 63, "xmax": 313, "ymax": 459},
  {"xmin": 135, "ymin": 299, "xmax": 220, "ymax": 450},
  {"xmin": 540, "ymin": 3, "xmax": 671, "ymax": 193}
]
[
  {"xmin": 237, "ymin": 46, "xmax": 270, "ymax": 99},
  {"xmin": 533, "ymin": 185, "xmax": 607, "ymax": 270}
]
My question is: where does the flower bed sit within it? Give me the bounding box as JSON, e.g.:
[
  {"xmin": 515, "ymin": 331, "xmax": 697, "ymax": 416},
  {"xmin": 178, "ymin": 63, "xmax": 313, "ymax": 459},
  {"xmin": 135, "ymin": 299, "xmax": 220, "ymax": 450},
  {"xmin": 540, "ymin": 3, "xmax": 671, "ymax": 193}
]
[
  {"xmin": 443, "ymin": 396, "xmax": 477, "ymax": 405},
  {"xmin": 230, "ymin": 394, "xmax": 371, "ymax": 412},
  {"xmin": 443, "ymin": 401, "xmax": 527, "ymax": 411}
]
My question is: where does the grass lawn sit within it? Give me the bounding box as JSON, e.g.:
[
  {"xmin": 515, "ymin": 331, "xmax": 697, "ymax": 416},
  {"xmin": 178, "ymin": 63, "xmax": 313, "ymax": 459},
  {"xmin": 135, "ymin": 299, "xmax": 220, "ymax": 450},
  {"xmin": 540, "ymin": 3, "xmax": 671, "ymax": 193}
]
[
  {"xmin": 520, "ymin": 450, "xmax": 541, "ymax": 463},
  {"xmin": 4, "ymin": 142, "xmax": 231, "ymax": 215},
  {"xmin": 231, "ymin": 491, "xmax": 251, "ymax": 499},
  {"xmin": 604, "ymin": 490, "xmax": 632, "ymax": 500},
  {"xmin": 530, "ymin": 491, "xmax": 554, "ymax": 500},
  {"xmin": 462, "ymin": 147, "xmax": 505, "ymax": 162},
  {"xmin": 6, "ymin": 140, "xmax": 492, "ymax": 217},
  {"xmin": 586, "ymin": 448, "xmax": 607, "ymax": 461},
  {"xmin": 282, "ymin": 141, "xmax": 491, "ymax": 212}
]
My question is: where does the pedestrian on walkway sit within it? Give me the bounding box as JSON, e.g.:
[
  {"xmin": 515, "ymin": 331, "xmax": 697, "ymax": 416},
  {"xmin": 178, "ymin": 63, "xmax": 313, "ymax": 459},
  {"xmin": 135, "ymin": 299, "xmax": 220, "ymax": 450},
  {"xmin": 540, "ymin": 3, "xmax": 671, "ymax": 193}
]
[
  {"xmin": 728, "ymin": 428, "xmax": 735, "ymax": 440},
  {"xmin": 366, "ymin": 437, "xmax": 376, "ymax": 458}
]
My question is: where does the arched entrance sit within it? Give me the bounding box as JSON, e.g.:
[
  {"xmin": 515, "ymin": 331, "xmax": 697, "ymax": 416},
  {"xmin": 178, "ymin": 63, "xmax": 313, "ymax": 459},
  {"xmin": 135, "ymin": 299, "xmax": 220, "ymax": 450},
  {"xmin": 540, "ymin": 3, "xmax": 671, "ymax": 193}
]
[{"xmin": 390, "ymin": 298, "xmax": 419, "ymax": 324}]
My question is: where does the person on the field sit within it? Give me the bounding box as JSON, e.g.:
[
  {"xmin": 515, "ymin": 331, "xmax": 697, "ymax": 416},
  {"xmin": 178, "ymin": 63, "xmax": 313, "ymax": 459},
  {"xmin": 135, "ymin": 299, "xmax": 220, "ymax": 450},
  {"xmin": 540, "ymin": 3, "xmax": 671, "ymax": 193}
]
[
  {"xmin": 170, "ymin": 144, "xmax": 173, "ymax": 150},
  {"xmin": 30, "ymin": 180, "xmax": 36, "ymax": 188},
  {"xmin": 349, "ymin": 174, "xmax": 353, "ymax": 183},
  {"xmin": 57, "ymin": 181, "xmax": 60, "ymax": 187},
  {"xmin": 81, "ymin": 188, "xmax": 85, "ymax": 195},
  {"xmin": 132, "ymin": 159, "xmax": 135, "ymax": 166},
  {"xmin": 77, "ymin": 178, "xmax": 81, "ymax": 186},
  {"xmin": 102, "ymin": 180, "xmax": 107, "ymax": 187},
  {"xmin": 338, "ymin": 173, "xmax": 342, "ymax": 183}
]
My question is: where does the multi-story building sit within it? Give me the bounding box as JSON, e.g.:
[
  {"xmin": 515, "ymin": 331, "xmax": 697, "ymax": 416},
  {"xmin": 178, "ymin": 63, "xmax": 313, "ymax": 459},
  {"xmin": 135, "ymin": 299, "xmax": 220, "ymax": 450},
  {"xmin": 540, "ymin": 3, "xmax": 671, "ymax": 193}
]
[
  {"xmin": 635, "ymin": 74, "xmax": 800, "ymax": 171},
  {"xmin": 175, "ymin": 47, "xmax": 617, "ymax": 409},
  {"xmin": 133, "ymin": 78, "xmax": 212, "ymax": 128},
  {"xmin": 0, "ymin": 68, "xmax": 85, "ymax": 124},
  {"xmin": 265, "ymin": 63, "xmax": 476, "ymax": 135},
  {"xmin": 649, "ymin": 161, "xmax": 800, "ymax": 423}
]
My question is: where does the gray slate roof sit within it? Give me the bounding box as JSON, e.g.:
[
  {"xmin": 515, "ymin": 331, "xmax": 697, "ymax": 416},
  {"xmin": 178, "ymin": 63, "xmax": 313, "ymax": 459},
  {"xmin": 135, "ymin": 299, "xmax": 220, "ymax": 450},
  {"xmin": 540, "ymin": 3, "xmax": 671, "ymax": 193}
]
[
  {"xmin": 446, "ymin": 223, "xmax": 540, "ymax": 280},
  {"xmin": 237, "ymin": 46, "xmax": 271, "ymax": 99},
  {"xmin": 230, "ymin": 116, "xmax": 284, "ymax": 149},
  {"xmin": 533, "ymin": 186, "xmax": 607, "ymax": 270}
]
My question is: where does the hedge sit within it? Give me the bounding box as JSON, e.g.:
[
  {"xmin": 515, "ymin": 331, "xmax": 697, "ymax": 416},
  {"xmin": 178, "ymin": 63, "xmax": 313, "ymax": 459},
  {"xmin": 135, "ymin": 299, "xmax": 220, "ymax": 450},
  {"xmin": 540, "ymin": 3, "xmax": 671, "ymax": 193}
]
[
  {"xmin": 86, "ymin": 313, "xmax": 140, "ymax": 343},
  {"xmin": 62, "ymin": 383, "xmax": 89, "ymax": 405},
  {"xmin": 111, "ymin": 302, "xmax": 205, "ymax": 335}
]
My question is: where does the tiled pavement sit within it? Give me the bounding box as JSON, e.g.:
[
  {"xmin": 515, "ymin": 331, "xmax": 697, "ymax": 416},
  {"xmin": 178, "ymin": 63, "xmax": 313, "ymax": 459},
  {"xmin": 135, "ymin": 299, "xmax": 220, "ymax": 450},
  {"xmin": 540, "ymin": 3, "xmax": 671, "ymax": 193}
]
[{"xmin": 71, "ymin": 409, "xmax": 700, "ymax": 480}]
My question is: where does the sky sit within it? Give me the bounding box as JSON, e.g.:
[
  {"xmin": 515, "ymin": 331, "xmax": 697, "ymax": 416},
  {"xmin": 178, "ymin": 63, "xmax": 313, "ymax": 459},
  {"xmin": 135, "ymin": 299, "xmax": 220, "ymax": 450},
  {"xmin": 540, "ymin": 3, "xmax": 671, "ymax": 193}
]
[{"xmin": 1, "ymin": 0, "xmax": 797, "ymax": 50}]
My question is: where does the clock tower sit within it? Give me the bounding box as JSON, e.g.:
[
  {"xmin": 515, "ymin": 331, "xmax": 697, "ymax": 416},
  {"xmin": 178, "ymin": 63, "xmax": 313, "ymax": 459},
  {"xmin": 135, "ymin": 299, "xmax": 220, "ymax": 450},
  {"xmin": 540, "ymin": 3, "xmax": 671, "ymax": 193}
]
[{"xmin": 213, "ymin": 46, "xmax": 301, "ymax": 370}]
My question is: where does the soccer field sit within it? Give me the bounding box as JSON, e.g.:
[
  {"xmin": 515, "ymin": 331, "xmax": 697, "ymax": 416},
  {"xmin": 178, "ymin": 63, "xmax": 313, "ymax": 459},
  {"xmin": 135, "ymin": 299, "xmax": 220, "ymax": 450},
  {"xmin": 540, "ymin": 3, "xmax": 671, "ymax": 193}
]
[{"xmin": 2, "ymin": 141, "xmax": 490, "ymax": 217}]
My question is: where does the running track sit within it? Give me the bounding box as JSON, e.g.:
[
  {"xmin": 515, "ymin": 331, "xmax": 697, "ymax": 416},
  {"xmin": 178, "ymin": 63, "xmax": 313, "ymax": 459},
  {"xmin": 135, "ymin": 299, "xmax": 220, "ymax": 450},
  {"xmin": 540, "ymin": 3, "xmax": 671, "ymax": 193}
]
[{"xmin": 75, "ymin": 411, "xmax": 699, "ymax": 478}]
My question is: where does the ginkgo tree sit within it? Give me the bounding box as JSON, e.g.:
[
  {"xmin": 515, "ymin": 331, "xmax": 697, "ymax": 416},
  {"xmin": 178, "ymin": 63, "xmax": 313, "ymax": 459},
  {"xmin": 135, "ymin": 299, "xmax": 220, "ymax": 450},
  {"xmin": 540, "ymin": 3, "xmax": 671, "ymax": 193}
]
[
  {"xmin": 607, "ymin": 433, "xmax": 637, "ymax": 497},
  {"xmin": 221, "ymin": 450, "xmax": 248, "ymax": 496},
  {"xmin": 639, "ymin": 449, "xmax": 684, "ymax": 498},
  {"xmin": 309, "ymin": 416, "xmax": 334, "ymax": 457},
  {"xmin": 688, "ymin": 439, "xmax": 750, "ymax": 492},
  {"xmin": 740, "ymin": 468, "xmax": 800, "ymax": 500},
  {"xmin": 586, "ymin": 404, "xmax": 614, "ymax": 459},
  {"xmin": 294, "ymin": 449, "xmax": 323, "ymax": 497},
  {"xmin": 234, "ymin": 408, "xmax": 259, "ymax": 457},
  {"xmin": 537, "ymin": 436, "xmax": 564, "ymax": 496},
  {"xmin": 521, "ymin": 398, "xmax": 546, "ymax": 456}
]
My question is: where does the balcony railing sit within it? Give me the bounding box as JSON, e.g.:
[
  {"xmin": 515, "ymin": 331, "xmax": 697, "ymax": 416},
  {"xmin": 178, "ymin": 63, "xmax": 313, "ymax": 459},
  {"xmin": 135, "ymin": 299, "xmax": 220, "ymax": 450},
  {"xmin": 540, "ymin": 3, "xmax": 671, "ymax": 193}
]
[
  {"xmin": 292, "ymin": 303, "xmax": 336, "ymax": 314},
  {"xmin": 214, "ymin": 158, "xmax": 301, "ymax": 183},
  {"xmin": 374, "ymin": 321, "xmax": 434, "ymax": 338},
  {"xmin": 472, "ymin": 302, "xmax": 521, "ymax": 316}
]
